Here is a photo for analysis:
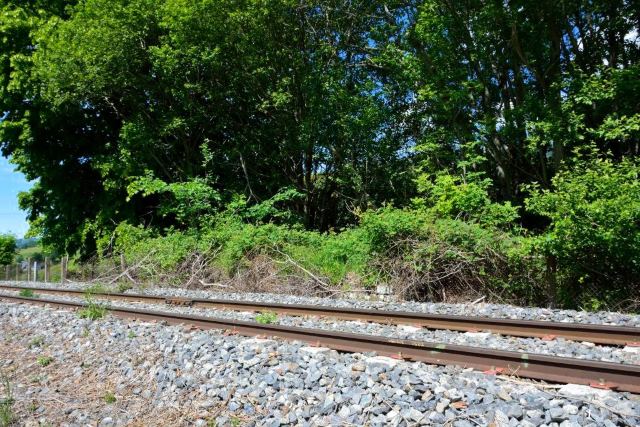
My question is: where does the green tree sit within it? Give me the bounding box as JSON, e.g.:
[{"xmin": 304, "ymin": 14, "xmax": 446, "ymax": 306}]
[{"xmin": 0, "ymin": 235, "xmax": 17, "ymax": 265}]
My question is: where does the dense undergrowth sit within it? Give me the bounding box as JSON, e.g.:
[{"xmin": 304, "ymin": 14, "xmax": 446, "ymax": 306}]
[{"xmin": 67, "ymin": 156, "xmax": 640, "ymax": 312}]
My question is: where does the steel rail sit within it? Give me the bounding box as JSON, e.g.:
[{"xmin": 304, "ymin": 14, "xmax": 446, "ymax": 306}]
[
  {"xmin": 1, "ymin": 294, "xmax": 639, "ymax": 393},
  {"xmin": 1, "ymin": 284, "xmax": 639, "ymax": 346}
]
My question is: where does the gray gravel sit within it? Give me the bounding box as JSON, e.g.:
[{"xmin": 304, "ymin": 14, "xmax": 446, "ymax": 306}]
[
  {"xmin": 3, "ymin": 280, "xmax": 640, "ymax": 328},
  {"xmin": 1, "ymin": 300, "xmax": 639, "ymax": 426},
  {"xmin": 2, "ymin": 290, "xmax": 639, "ymax": 366}
]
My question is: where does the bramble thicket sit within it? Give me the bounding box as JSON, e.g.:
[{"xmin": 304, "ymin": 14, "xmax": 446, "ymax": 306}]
[{"xmin": 1, "ymin": 0, "xmax": 639, "ymax": 310}]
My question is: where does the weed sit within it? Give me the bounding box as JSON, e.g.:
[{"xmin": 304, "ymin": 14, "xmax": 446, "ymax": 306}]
[
  {"xmin": 116, "ymin": 282, "xmax": 132, "ymax": 293},
  {"xmin": 29, "ymin": 336, "xmax": 45, "ymax": 348},
  {"xmin": 255, "ymin": 311, "xmax": 278, "ymax": 325},
  {"xmin": 29, "ymin": 375, "xmax": 44, "ymax": 384},
  {"xmin": 84, "ymin": 284, "xmax": 107, "ymax": 295},
  {"xmin": 230, "ymin": 417, "xmax": 241, "ymax": 427},
  {"xmin": 127, "ymin": 330, "xmax": 136, "ymax": 339},
  {"xmin": 104, "ymin": 391, "xmax": 116, "ymax": 404},
  {"xmin": 28, "ymin": 401, "xmax": 38, "ymax": 412},
  {"xmin": 0, "ymin": 375, "xmax": 14, "ymax": 427},
  {"xmin": 36, "ymin": 356, "xmax": 53, "ymax": 367},
  {"xmin": 78, "ymin": 302, "xmax": 107, "ymax": 321},
  {"xmin": 18, "ymin": 288, "xmax": 36, "ymax": 298},
  {"xmin": 81, "ymin": 327, "xmax": 90, "ymax": 337}
]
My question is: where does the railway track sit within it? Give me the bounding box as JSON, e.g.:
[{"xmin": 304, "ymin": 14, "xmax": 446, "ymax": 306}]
[
  {"xmin": 0, "ymin": 283, "xmax": 639, "ymax": 346},
  {"xmin": 1, "ymin": 293, "xmax": 639, "ymax": 393}
]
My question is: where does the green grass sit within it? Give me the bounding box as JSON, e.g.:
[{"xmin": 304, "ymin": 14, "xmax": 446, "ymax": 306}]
[
  {"xmin": 103, "ymin": 391, "xmax": 116, "ymax": 404},
  {"xmin": 255, "ymin": 311, "xmax": 278, "ymax": 325},
  {"xmin": 18, "ymin": 288, "xmax": 36, "ymax": 298},
  {"xmin": 36, "ymin": 356, "xmax": 53, "ymax": 367}
]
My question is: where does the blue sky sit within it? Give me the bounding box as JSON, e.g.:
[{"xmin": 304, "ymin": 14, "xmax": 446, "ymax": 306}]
[{"xmin": 0, "ymin": 156, "xmax": 33, "ymax": 237}]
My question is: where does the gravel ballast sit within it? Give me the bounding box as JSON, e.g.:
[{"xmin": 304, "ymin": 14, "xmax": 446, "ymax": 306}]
[
  {"xmin": 1, "ymin": 290, "xmax": 639, "ymax": 366},
  {"xmin": 1, "ymin": 301, "xmax": 639, "ymax": 426},
  {"xmin": 2, "ymin": 280, "xmax": 639, "ymax": 327}
]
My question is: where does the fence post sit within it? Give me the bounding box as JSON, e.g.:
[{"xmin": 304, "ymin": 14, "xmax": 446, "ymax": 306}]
[
  {"xmin": 34, "ymin": 261, "xmax": 38, "ymax": 282},
  {"xmin": 44, "ymin": 257, "xmax": 49, "ymax": 283},
  {"xmin": 26, "ymin": 257, "xmax": 31, "ymax": 282},
  {"xmin": 15, "ymin": 263, "xmax": 19, "ymax": 281},
  {"xmin": 61, "ymin": 255, "xmax": 68, "ymax": 284}
]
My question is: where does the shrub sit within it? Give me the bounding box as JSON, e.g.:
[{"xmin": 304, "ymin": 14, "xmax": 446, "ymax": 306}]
[{"xmin": 525, "ymin": 155, "xmax": 640, "ymax": 309}]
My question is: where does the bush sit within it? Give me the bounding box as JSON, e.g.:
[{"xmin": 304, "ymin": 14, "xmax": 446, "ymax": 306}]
[
  {"xmin": 360, "ymin": 208, "xmax": 540, "ymax": 302},
  {"xmin": 525, "ymin": 155, "xmax": 640, "ymax": 309},
  {"xmin": 0, "ymin": 235, "xmax": 16, "ymax": 266}
]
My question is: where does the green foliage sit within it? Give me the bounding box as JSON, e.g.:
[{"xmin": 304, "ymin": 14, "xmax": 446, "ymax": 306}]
[
  {"xmin": 36, "ymin": 356, "xmax": 53, "ymax": 367},
  {"xmin": 0, "ymin": 235, "xmax": 16, "ymax": 266},
  {"xmin": 414, "ymin": 174, "xmax": 519, "ymax": 228},
  {"xmin": 18, "ymin": 288, "xmax": 36, "ymax": 298},
  {"xmin": 254, "ymin": 311, "xmax": 278, "ymax": 325},
  {"xmin": 525, "ymin": 154, "xmax": 640, "ymax": 306},
  {"xmin": 127, "ymin": 175, "xmax": 221, "ymax": 227}
]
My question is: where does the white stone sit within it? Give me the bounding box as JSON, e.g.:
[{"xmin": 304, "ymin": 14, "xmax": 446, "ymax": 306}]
[
  {"xmin": 365, "ymin": 356, "xmax": 399, "ymax": 368},
  {"xmin": 622, "ymin": 345, "xmax": 640, "ymax": 354},
  {"xmin": 376, "ymin": 285, "xmax": 392, "ymax": 295},
  {"xmin": 242, "ymin": 338, "xmax": 276, "ymax": 348},
  {"xmin": 300, "ymin": 346, "xmax": 332, "ymax": 355},
  {"xmin": 463, "ymin": 331, "xmax": 492, "ymax": 339},
  {"xmin": 398, "ymin": 325, "xmax": 421, "ymax": 333},
  {"xmin": 558, "ymin": 383, "xmax": 613, "ymax": 399}
]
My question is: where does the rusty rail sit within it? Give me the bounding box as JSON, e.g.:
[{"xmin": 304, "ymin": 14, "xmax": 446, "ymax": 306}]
[
  {"xmin": 1, "ymin": 294, "xmax": 639, "ymax": 393},
  {"xmin": 1, "ymin": 283, "xmax": 639, "ymax": 346}
]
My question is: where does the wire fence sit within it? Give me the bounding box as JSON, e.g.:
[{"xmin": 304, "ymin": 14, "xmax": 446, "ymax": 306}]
[{"xmin": 2, "ymin": 256, "xmax": 68, "ymax": 284}]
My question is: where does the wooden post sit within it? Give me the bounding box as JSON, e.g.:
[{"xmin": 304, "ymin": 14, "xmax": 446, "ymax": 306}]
[
  {"xmin": 5, "ymin": 265, "xmax": 8, "ymax": 281},
  {"xmin": 15, "ymin": 263, "xmax": 19, "ymax": 281},
  {"xmin": 26, "ymin": 257, "xmax": 31, "ymax": 282},
  {"xmin": 61, "ymin": 255, "xmax": 68, "ymax": 284},
  {"xmin": 44, "ymin": 257, "xmax": 49, "ymax": 283},
  {"xmin": 34, "ymin": 261, "xmax": 38, "ymax": 282},
  {"xmin": 545, "ymin": 255, "xmax": 557, "ymax": 308}
]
